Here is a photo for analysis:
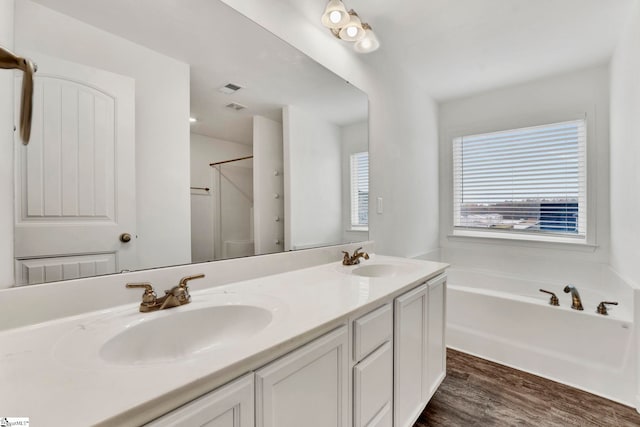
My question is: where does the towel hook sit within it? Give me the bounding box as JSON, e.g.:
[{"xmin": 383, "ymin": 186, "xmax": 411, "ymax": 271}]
[{"xmin": 0, "ymin": 45, "xmax": 37, "ymax": 144}]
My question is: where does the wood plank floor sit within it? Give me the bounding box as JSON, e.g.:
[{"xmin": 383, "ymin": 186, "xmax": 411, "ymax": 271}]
[{"xmin": 416, "ymin": 349, "xmax": 640, "ymax": 427}]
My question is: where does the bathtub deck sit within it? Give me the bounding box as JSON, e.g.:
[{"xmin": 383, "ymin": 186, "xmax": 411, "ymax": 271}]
[{"xmin": 418, "ymin": 349, "xmax": 640, "ymax": 427}]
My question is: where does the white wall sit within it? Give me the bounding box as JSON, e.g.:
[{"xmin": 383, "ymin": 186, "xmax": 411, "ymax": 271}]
[
  {"xmin": 438, "ymin": 65, "xmax": 611, "ymax": 288},
  {"xmin": 190, "ymin": 133, "xmax": 252, "ymax": 262},
  {"xmin": 0, "ymin": 0, "xmax": 15, "ymax": 287},
  {"xmin": 341, "ymin": 121, "xmax": 369, "ymax": 243},
  {"xmin": 253, "ymin": 115, "xmax": 284, "ymax": 255},
  {"xmin": 220, "ymin": 0, "xmax": 440, "ymax": 258},
  {"xmin": 15, "ymin": 0, "xmax": 191, "ymax": 271},
  {"xmin": 283, "ymin": 105, "xmax": 342, "ymax": 250},
  {"xmin": 610, "ymin": 2, "xmax": 640, "ymax": 289}
]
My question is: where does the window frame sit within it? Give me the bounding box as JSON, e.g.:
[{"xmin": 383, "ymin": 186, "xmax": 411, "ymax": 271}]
[
  {"xmin": 446, "ymin": 113, "xmax": 597, "ymax": 248},
  {"xmin": 349, "ymin": 151, "xmax": 369, "ymax": 231}
]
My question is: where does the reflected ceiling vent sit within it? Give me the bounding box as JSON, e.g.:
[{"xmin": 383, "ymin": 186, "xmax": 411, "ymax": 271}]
[
  {"xmin": 218, "ymin": 83, "xmax": 242, "ymax": 94},
  {"xmin": 225, "ymin": 102, "xmax": 247, "ymax": 111}
]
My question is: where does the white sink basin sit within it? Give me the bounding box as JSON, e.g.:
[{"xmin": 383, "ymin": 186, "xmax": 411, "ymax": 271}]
[
  {"xmin": 352, "ymin": 264, "xmax": 403, "ymax": 278},
  {"xmin": 100, "ymin": 305, "xmax": 272, "ymax": 364},
  {"xmin": 53, "ymin": 291, "xmax": 286, "ymax": 368}
]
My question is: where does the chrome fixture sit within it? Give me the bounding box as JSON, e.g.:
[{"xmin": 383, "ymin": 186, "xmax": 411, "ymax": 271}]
[
  {"xmin": 563, "ymin": 285, "xmax": 584, "ymax": 311},
  {"xmin": 321, "ymin": 1, "xmax": 380, "ymax": 53},
  {"xmin": 342, "ymin": 247, "xmax": 370, "ymax": 266},
  {"xmin": 596, "ymin": 301, "xmax": 618, "ymax": 316},
  {"xmin": 539, "ymin": 289, "xmax": 559, "ymax": 306},
  {"xmin": 0, "ymin": 45, "xmax": 37, "ymax": 144},
  {"xmin": 126, "ymin": 274, "xmax": 205, "ymax": 312}
]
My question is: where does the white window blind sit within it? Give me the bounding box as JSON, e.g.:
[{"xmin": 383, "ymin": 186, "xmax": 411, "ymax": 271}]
[
  {"xmin": 453, "ymin": 119, "xmax": 587, "ymax": 239},
  {"xmin": 350, "ymin": 152, "xmax": 369, "ymax": 228}
]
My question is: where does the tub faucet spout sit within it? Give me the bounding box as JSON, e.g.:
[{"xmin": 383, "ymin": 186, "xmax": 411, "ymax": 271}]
[{"xmin": 563, "ymin": 285, "xmax": 584, "ymax": 311}]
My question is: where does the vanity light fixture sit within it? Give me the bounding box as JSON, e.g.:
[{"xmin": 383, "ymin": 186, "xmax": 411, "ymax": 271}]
[
  {"xmin": 321, "ymin": 1, "xmax": 379, "ymax": 53},
  {"xmin": 354, "ymin": 23, "xmax": 380, "ymax": 54},
  {"xmin": 321, "ymin": 0, "xmax": 350, "ymax": 28}
]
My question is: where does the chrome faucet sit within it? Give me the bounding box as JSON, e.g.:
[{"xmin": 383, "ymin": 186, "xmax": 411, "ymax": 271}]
[
  {"xmin": 563, "ymin": 285, "xmax": 584, "ymax": 311},
  {"xmin": 342, "ymin": 247, "xmax": 370, "ymax": 266},
  {"xmin": 127, "ymin": 274, "xmax": 205, "ymax": 312}
]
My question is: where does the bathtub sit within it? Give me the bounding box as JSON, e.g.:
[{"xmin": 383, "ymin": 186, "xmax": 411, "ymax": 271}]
[{"xmin": 446, "ymin": 268, "xmax": 636, "ymax": 406}]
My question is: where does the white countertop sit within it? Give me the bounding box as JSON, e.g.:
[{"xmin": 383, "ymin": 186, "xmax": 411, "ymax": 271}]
[{"xmin": 0, "ymin": 255, "xmax": 448, "ymax": 426}]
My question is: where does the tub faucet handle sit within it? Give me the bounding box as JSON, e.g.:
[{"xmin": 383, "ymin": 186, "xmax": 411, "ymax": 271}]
[
  {"xmin": 539, "ymin": 289, "xmax": 559, "ymax": 306},
  {"xmin": 596, "ymin": 301, "xmax": 618, "ymax": 316}
]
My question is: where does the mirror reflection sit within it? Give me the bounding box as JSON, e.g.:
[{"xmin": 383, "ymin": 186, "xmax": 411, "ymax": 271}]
[{"xmin": 12, "ymin": 0, "xmax": 368, "ymax": 286}]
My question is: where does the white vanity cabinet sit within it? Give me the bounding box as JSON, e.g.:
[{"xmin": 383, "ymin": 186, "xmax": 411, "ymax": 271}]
[
  {"xmin": 427, "ymin": 273, "xmax": 447, "ymax": 397},
  {"xmin": 393, "ymin": 273, "xmax": 447, "ymax": 427},
  {"xmin": 145, "ymin": 271, "xmax": 447, "ymax": 427},
  {"xmin": 146, "ymin": 373, "xmax": 254, "ymax": 427},
  {"xmin": 352, "ymin": 303, "xmax": 393, "ymax": 427},
  {"xmin": 255, "ymin": 325, "xmax": 349, "ymax": 427}
]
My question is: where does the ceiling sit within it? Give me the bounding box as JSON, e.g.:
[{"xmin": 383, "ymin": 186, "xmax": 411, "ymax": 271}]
[
  {"xmin": 31, "ymin": 0, "xmax": 368, "ymax": 145},
  {"xmin": 288, "ymin": 0, "xmax": 637, "ymax": 101}
]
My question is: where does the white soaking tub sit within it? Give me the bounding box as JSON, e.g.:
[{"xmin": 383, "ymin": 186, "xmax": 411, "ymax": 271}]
[{"xmin": 446, "ymin": 268, "xmax": 636, "ymax": 406}]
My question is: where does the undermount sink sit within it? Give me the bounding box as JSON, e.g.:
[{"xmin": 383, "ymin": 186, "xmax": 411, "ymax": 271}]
[{"xmin": 100, "ymin": 305, "xmax": 273, "ymax": 364}]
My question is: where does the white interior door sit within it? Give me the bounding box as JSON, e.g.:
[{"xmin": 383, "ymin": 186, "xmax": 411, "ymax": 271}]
[{"xmin": 14, "ymin": 52, "xmax": 136, "ymax": 285}]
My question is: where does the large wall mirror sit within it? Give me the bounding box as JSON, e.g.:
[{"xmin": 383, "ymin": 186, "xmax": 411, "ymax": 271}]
[{"xmin": 11, "ymin": 0, "xmax": 369, "ymax": 286}]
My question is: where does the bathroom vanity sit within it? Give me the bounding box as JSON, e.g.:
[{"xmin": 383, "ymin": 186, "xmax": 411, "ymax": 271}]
[{"xmin": 0, "ymin": 255, "xmax": 447, "ymax": 427}]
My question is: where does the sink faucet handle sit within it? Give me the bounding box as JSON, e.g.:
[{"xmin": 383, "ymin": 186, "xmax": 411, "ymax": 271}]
[
  {"xmin": 539, "ymin": 289, "xmax": 559, "ymax": 306},
  {"xmin": 178, "ymin": 274, "xmax": 205, "ymax": 289},
  {"xmin": 353, "ymin": 247, "xmax": 363, "ymax": 257},
  {"xmin": 126, "ymin": 282, "xmax": 157, "ymax": 306},
  {"xmin": 596, "ymin": 301, "xmax": 618, "ymax": 315}
]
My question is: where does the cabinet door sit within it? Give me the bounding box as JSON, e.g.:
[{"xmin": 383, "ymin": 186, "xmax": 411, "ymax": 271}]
[
  {"xmin": 427, "ymin": 274, "xmax": 447, "ymax": 398},
  {"xmin": 394, "ymin": 284, "xmax": 428, "ymax": 427},
  {"xmin": 256, "ymin": 326, "xmax": 349, "ymax": 427},
  {"xmin": 146, "ymin": 373, "xmax": 254, "ymax": 427},
  {"xmin": 353, "ymin": 341, "xmax": 393, "ymax": 427}
]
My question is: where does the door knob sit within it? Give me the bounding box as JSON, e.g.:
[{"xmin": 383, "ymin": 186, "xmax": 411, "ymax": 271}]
[{"xmin": 120, "ymin": 233, "xmax": 132, "ymax": 243}]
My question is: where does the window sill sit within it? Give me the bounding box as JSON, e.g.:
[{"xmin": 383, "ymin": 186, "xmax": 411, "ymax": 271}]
[
  {"xmin": 448, "ymin": 229, "xmax": 598, "ymax": 252},
  {"xmin": 347, "ymin": 227, "xmax": 368, "ymax": 232}
]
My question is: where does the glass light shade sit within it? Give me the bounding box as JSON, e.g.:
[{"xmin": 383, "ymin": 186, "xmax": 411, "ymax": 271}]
[
  {"xmin": 321, "ymin": 0, "xmax": 350, "ymax": 29},
  {"xmin": 354, "ymin": 27, "xmax": 380, "ymax": 53},
  {"xmin": 338, "ymin": 13, "xmax": 365, "ymax": 41}
]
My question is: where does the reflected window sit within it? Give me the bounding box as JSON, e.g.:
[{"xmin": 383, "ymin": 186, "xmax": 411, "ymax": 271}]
[{"xmin": 350, "ymin": 152, "xmax": 369, "ymax": 229}]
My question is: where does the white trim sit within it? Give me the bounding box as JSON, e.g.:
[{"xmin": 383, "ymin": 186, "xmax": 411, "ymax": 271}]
[
  {"xmin": 442, "ymin": 109, "xmax": 599, "ymax": 250},
  {"xmin": 447, "ymin": 232, "xmax": 598, "ymax": 252}
]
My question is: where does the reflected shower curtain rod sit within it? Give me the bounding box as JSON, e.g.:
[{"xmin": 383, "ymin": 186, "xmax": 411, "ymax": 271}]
[{"xmin": 209, "ymin": 155, "xmax": 253, "ymax": 167}]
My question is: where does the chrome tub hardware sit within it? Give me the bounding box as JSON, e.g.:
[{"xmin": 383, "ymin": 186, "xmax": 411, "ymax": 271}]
[
  {"xmin": 342, "ymin": 247, "xmax": 370, "ymax": 266},
  {"xmin": 596, "ymin": 301, "xmax": 618, "ymax": 316},
  {"xmin": 126, "ymin": 274, "xmax": 205, "ymax": 312},
  {"xmin": 539, "ymin": 289, "xmax": 559, "ymax": 306},
  {"xmin": 563, "ymin": 285, "xmax": 584, "ymax": 311}
]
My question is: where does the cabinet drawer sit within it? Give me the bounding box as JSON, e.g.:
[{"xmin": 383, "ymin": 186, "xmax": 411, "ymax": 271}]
[
  {"xmin": 353, "ymin": 303, "xmax": 392, "ymax": 362},
  {"xmin": 354, "ymin": 341, "xmax": 393, "ymax": 427}
]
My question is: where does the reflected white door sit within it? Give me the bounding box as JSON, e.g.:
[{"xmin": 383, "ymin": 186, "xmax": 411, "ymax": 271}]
[{"xmin": 14, "ymin": 52, "xmax": 136, "ymax": 285}]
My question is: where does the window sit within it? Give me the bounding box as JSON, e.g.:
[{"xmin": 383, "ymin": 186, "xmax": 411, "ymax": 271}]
[
  {"xmin": 453, "ymin": 119, "xmax": 587, "ymax": 241},
  {"xmin": 350, "ymin": 152, "xmax": 369, "ymax": 229}
]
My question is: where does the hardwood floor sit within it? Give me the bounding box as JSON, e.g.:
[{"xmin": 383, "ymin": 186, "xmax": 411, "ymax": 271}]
[{"xmin": 417, "ymin": 349, "xmax": 640, "ymax": 427}]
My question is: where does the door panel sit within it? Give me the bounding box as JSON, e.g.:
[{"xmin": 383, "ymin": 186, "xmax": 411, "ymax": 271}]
[
  {"xmin": 16, "ymin": 254, "xmax": 116, "ymax": 285},
  {"xmin": 14, "ymin": 52, "xmax": 136, "ymax": 284}
]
